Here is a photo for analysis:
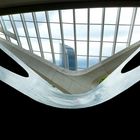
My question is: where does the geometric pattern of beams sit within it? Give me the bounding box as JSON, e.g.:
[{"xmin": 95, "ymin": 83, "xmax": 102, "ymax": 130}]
[{"xmin": 0, "ymin": 7, "xmax": 140, "ymax": 70}]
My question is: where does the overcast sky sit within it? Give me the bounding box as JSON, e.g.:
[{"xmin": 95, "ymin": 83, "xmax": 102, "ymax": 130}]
[{"xmin": 1, "ymin": 7, "xmax": 140, "ymax": 69}]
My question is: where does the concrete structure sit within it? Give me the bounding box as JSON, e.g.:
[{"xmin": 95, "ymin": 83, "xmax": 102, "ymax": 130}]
[
  {"xmin": 0, "ymin": 39, "xmax": 140, "ymax": 108},
  {"xmin": 0, "ymin": 38, "xmax": 139, "ymax": 93}
]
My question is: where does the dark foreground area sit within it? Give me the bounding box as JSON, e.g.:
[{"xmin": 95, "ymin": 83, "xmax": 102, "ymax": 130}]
[{"xmin": 0, "ymin": 49, "xmax": 140, "ymax": 126}]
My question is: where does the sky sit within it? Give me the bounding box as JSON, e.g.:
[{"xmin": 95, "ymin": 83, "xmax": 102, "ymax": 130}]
[{"xmin": 0, "ymin": 7, "xmax": 140, "ymax": 70}]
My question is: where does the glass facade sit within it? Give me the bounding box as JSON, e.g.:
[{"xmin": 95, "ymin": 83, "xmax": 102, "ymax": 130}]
[{"xmin": 0, "ymin": 7, "xmax": 140, "ymax": 70}]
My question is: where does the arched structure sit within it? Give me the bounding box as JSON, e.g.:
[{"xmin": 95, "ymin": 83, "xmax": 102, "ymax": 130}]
[{"xmin": 0, "ymin": 0, "xmax": 140, "ymax": 108}]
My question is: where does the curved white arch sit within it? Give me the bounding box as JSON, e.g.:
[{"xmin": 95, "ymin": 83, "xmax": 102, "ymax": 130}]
[{"xmin": 0, "ymin": 42, "xmax": 140, "ymax": 108}]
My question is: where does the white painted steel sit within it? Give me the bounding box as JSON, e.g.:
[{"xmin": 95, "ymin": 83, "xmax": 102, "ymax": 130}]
[{"xmin": 0, "ymin": 43, "xmax": 140, "ymax": 108}]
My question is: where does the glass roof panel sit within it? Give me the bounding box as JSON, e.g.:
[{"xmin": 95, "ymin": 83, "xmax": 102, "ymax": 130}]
[
  {"xmin": 119, "ymin": 8, "xmax": 133, "ymax": 24},
  {"xmin": 15, "ymin": 21, "xmax": 25, "ymax": 36},
  {"xmin": 55, "ymin": 53, "xmax": 62, "ymax": 66},
  {"xmin": 135, "ymin": 8, "xmax": 140, "ymax": 25},
  {"xmin": 76, "ymin": 24, "xmax": 87, "ymax": 40},
  {"xmin": 63, "ymin": 24, "xmax": 74, "ymax": 40},
  {"xmin": 19, "ymin": 37, "xmax": 29, "ymax": 50},
  {"xmin": 117, "ymin": 25, "xmax": 130, "ymax": 42},
  {"xmin": 44, "ymin": 53, "xmax": 53, "ymax": 62},
  {"xmin": 37, "ymin": 23, "xmax": 49, "ymax": 38},
  {"xmin": 0, "ymin": 7, "xmax": 140, "ymax": 71},
  {"xmin": 2, "ymin": 15, "xmax": 9, "ymax": 20},
  {"xmin": 4, "ymin": 20, "xmax": 14, "ymax": 33},
  {"xmin": 30, "ymin": 37, "xmax": 40, "ymax": 51},
  {"xmin": 35, "ymin": 11, "xmax": 46, "ymax": 22},
  {"xmin": 103, "ymin": 25, "xmax": 115, "ymax": 41},
  {"xmin": 33, "ymin": 51, "xmax": 41, "ymax": 57},
  {"xmin": 77, "ymin": 41, "xmax": 87, "ymax": 55},
  {"xmin": 101, "ymin": 56, "xmax": 108, "ymax": 61},
  {"xmin": 53, "ymin": 39, "xmax": 62, "ymax": 53},
  {"xmin": 90, "ymin": 25, "xmax": 101, "ymax": 41},
  {"xmin": 105, "ymin": 8, "xmax": 118, "ymax": 24},
  {"xmin": 75, "ymin": 9, "xmax": 87, "ymax": 23},
  {"xmin": 50, "ymin": 23, "xmax": 61, "ymax": 39},
  {"xmin": 115, "ymin": 43, "xmax": 127, "ymax": 53},
  {"xmin": 10, "ymin": 38, "xmax": 18, "ymax": 45},
  {"xmin": 89, "ymin": 42, "xmax": 100, "ymax": 56},
  {"xmin": 26, "ymin": 22, "xmax": 37, "ymax": 37},
  {"xmin": 41, "ymin": 39, "xmax": 51, "ymax": 52},
  {"xmin": 131, "ymin": 26, "xmax": 140, "ymax": 44},
  {"xmin": 48, "ymin": 10, "xmax": 59, "ymax": 23},
  {"xmin": 90, "ymin": 8, "xmax": 102, "ymax": 24},
  {"xmin": 77, "ymin": 56, "xmax": 87, "ymax": 69},
  {"xmin": 64, "ymin": 40, "xmax": 75, "ymax": 50},
  {"xmin": 12, "ymin": 14, "xmax": 21, "ymax": 21},
  {"xmin": 102, "ymin": 42, "xmax": 113, "ymax": 56},
  {"xmin": 89, "ymin": 57, "xmax": 99, "ymax": 67},
  {"xmin": 24, "ymin": 13, "xmax": 33, "ymax": 21},
  {"xmin": 62, "ymin": 10, "xmax": 73, "ymax": 23}
]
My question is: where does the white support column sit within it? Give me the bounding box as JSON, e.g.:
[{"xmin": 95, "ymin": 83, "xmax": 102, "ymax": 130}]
[
  {"xmin": 9, "ymin": 15, "xmax": 22, "ymax": 47},
  {"xmin": 59, "ymin": 10, "xmax": 67, "ymax": 68},
  {"xmin": 99, "ymin": 8, "xmax": 105, "ymax": 62},
  {"xmin": 127, "ymin": 8, "xmax": 137, "ymax": 47},
  {"xmin": 112, "ymin": 8, "xmax": 121, "ymax": 55},
  {"xmin": 45, "ymin": 11, "xmax": 56, "ymax": 64},
  {"xmin": 32, "ymin": 12, "xmax": 44, "ymax": 58},
  {"xmin": 73, "ymin": 9, "xmax": 77, "ymax": 70},
  {"xmin": 20, "ymin": 14, "xmax": 33, "ymax": 53},
  {"xmin": 87, "ymin": 8, "xmax": 90, "ymax": 68}
]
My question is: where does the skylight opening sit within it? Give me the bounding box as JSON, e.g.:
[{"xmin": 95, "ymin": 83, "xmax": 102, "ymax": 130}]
[
  {"xmin": 38, "ymin": 23, "xmax": 49, "ymax": 38},
  {"xmin": 131, "ymin": 26, "xmax": 140, "ymax": 44},
  {"xmin": 115, "ymin": 43, "xmax": 127, "ymax": 53},
  {"xmin": 33, "ymin": 51, "xmax": 41, "ymax": 57},
  {"xmin": 90, "ymin": 8, "xmax": 102, "ymax": 24},
  {"xmin": 0, "ymin": 7, "xmax": 140, "ymax": 71},
  {"xmin": 117, "ymin": 26, "xmax": 130, "ymax": 42},
  {"xmin": 89, "ymin": 42, "xmax": 100, "ymax": 56},
  {"xmin": 63, "ymin": 24, "xmax": 74, "ymax": 40},
  {"xmin": 48, "ymin": 11, "xmax": 59, "ymax": 23},
  {"xmin": 105, "ymin": 8, "xmax": 118, "ymax": 24},
  {"xmin": 44, "ymin": 52, "xmax": 53, "ymax": 62},
  {"xmin": 62, "ymin": 10, "xmax": 73, "ymax": 23},
  {"xmin": 14, "ymin": 21, "xmax": 25, "ymax": 36},
  {"xmin": 102, "ymin": 42, "xmax": 113, "ymax": 57},
  {"xmin": 76, "ymin": 24, "xmax": 87, "ymax": 41},
  {"xmin": 50, "ymin": 23, "xmax": 61, "ymax": 39},
  {"xmin": 103, "ymin": 25, "xmax": 115, "ymax": 41},
  {"xmin": 24, "ymin": 13, "xmax": 33, "ymax": 22},
  {"xmin": 19, "ymin": 37, "xmax": 29, "ymax": 50},
  {"xmin": 89, "ymin": 57, "xmax": 99, "ymax": 67},
  {"xmin": 77, "ymin": 41, "xmax": 87, "ymax": 55},
  {"xmin": 119, "ymin": 8, "xmax": 133, "ymax": 25},
  {"xmin": 35, "ymin": 11, "xmax": 46, "ymax": 22},
  {"xmin": 90, "ymin": 25, "xmax": 101, "ymax": 41},
  {"xmin": 75, "ymin": 9, "xmax": 87, "ymax": 23},
  {"xmin": 4, "ymin": 20, "xmax": 14, "ymax": 33},
  {"xmin": 41, "ymin": 39, "xmax": 51, "ymax": 53}
]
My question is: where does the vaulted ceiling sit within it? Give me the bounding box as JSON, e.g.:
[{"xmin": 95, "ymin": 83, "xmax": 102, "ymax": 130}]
[
  {"xmin": 1, "ymin": 0, "xmax": 140, "ymax": 15},
  {"xmin": 0, "ymin": 1, "xmax": 140, "ymax": 71}
]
